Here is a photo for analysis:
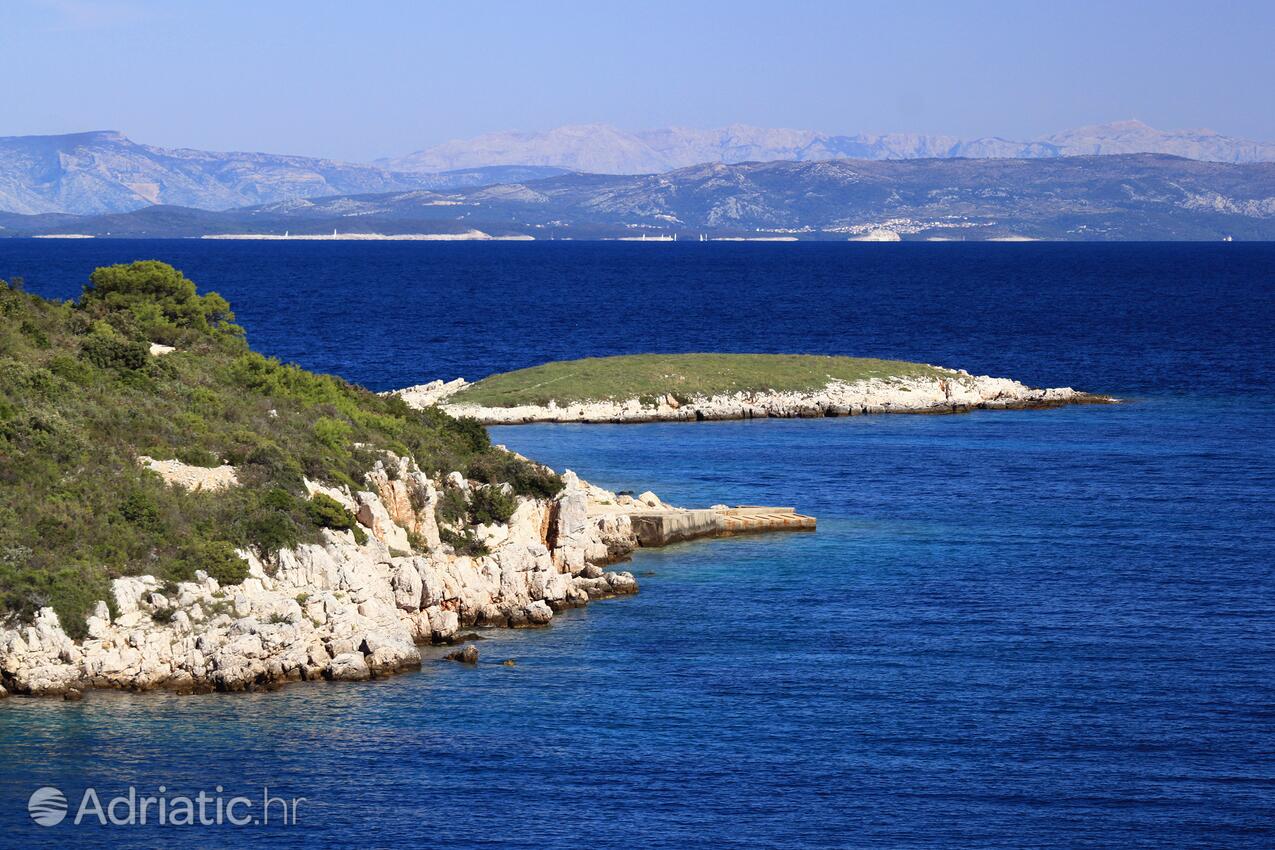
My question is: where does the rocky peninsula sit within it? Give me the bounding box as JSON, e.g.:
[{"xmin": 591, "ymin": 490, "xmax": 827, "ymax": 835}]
[
  {"xmin": 0, "ymin": 273, "xmax": 1100, "ymax": 700},
  {"xmin": 0, "ymin": 266, "xmax": 813, "ymax": 700},
  {"xmin": 393, "ymin": 354, "xmax": 1113, "ymax": 424},
  {"xmin": 0, "ymin": 452, "xmax": 689, "ymax": 698}
]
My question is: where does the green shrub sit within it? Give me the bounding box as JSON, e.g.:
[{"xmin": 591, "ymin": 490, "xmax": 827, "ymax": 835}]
[
  {"xmin": 467, "ymin": 450, "xmax": 563, "ymax": 499},
  {"xmin": 200, "ymin": 543, "xmax": 250, "ymax": 585},
  {"xmin": 176, "ymin": 446, "xmax": 220, "ymax": 468},
  {"xmin": 469, "ymin": 485, "xmax": 517, "ymax": 526},
  {"xmin": 313, "ymin": 417, "xmax": 351, "ymax": 449},
  {"xmin": 47, "ymin": 354, "xmax": 93, "ymax": 385},
  {"xmin": 407, "ymin": 484, "xmax": 431, "ymax": 513},
  {"xmin": 19, "ymin": 320, "xmax": 50, "ymax": 348},
  {"xmin": 117, "ymin": 489, "xmax": 161, "ymax": 532},
  {"xmin": 445, "ymin": 416, "xmax": 491, "ymax": 454},
  {"xmin": 81, "ymin": 332, "xmax": 149, "ymax": 371},
  {"xmin": 439, "ymin": 527, "xmax": 490, "ymax": 558},
  {"xmin": 240, "ymin": 440, "xmax": 304, "ymax": 486},
  {"xmin": 435, "ymin": 488, "xmax": 469, "ymax": 527},
  {"xmin": 304, "ymin": 493, "xmax": 368, "ymax": 545},
  {"xmin": 239, "ymin": 504, "xmax": 300, "ymax": 557},
  {"xmin": 261, "ymin": 487, "xmax": 299, "ymax": 512},
  {"xmin": 80, "ymin": 260, "xmax": 242, "ymax": 340}
]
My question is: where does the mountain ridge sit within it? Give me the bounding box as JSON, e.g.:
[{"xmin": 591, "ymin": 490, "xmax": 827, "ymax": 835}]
[
  {"xmin": 0, "ymin": 130, "xmax": 568, "ymax": 215},
  {"xmin": 382, "ymin": 120, "xmax": 1275, "ymax": 175},
  {"xmin": 5, "ymin": 153, "xmax": 1271, "ymax": 241},
  {"xmin": 2, "ymin": 120, "xmax": 1272, "ymax": 216}
]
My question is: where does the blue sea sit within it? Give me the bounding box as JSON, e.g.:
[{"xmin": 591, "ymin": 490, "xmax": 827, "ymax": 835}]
[{"xmin": 0, "ymin": 242, "xmax": 1272, "ymax": 848}]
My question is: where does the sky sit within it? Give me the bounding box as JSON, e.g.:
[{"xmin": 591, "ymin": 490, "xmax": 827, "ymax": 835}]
[{"xmin": 1, "ymin": 0, "xmax": 1272, "ymax": 162}]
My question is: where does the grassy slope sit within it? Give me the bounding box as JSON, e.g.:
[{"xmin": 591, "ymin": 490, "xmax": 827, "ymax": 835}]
[
  {"xmin": 452, "ymin": 353, "xmax": 959, "ymax": 408},
  {"xmin": 0, "ymin": 262, "xmax": 557, "ymax": 635}
]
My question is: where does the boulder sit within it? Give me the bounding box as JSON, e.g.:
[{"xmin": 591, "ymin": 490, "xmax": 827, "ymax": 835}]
[
  {"xmin": 523, "ymin": 600, "xmax": 553, "ymax": 626},
  {"xmin": 85, "ymin": 601, "xmax": 112, "ymax": 639},
  {"xmin": 391, "ymin": 561, "xmax": 423, "ymax": 611},
  {"xmin": 367, "ymin": 644, "xmax": 420, "ymax": 675},
  {"xmin": 326, "ymin": 653, "xmax": 371, "ymax": 681},
  {"xmin": 112, "ymin": 576, "xmax": 158, "ymax": 617},
  {"xmin": 555, "ymin": 489, "xmax": 588, "ymax": 539},
  {"xmin": 426, "ymin": 607, "xmax": 459, "ymax": 642},
  {"xmin": 354, "ymin": 492, "xmax": 412, "ymax": 553}
]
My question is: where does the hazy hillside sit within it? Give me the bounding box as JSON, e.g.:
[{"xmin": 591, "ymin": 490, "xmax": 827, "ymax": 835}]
[
  {"xmin": 6, "ymin": 154, "xmax": 1272, "ymax": 241},
  {"xmin": 4, "ymin": 123, "xmax": 1270, "ymax": 216},
  {"xmin": 0, "ymin": 131, "xmax": 567, "ymax": 215},
  {"xmin": 385, "ymin": 120, "xmax": 1275, "ymax": 174}
]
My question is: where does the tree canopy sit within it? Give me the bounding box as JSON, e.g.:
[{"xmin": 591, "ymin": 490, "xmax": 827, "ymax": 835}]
[{"xmin": 80, "ymin": 260, "xmax": 242, "ymax": 343}]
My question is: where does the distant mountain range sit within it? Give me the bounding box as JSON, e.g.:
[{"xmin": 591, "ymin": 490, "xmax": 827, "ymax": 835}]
[
  {"xmin": 5, "ymin": 154, "xmax": 1272, "ymax": 241},
  {"xmin": 0, "ymin": 131, "xmax": 566, "ymax": 215},
  {"xmin": 383, "ymin": 120, "xmax": 1275, "ymax": 175},
  {"xmin": 1, "ymin": 120, "xmax": 1272, "ymax": 217}
]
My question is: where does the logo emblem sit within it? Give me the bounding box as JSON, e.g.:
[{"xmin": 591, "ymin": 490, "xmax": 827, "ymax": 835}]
[{"xmin": 28, "ymin": 787, "xmax": 68, "ymax": 827}]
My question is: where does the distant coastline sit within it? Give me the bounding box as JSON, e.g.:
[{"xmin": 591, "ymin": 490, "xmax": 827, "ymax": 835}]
[
  {"xmin": 1, "ymin": 151, "xmax": 1266, "ymax": 242},
  {"xmin": 200, "ymin": 230, "xmax": 533, "ymax": 241}
]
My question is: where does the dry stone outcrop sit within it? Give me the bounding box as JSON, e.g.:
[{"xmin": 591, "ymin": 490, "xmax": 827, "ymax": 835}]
[{"xmin": 1, "ymin": 452, "xmax": 646, "ymax": 698}]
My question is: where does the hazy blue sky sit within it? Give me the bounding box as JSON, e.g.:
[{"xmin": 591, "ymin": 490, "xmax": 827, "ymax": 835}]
[{"xmin": 2, "ymin": 0, "xmax": 1272, "ymax": 161}]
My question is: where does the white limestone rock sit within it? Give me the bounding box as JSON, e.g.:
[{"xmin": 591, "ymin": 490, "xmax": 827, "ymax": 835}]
[
  {"xmin": 0, "ymin": 464, "xmax": 644, "ymax": 698},
  {"xmin": 420, "ymin": 371, "xmax": 1106, "ymax": 424},
  {"xmin": 326, "ymin": 652, "xmax": 371, "ymax": 681},
  {"xmin": 355, "ymin": 492, "xmax": 412, "ymax": 553}
]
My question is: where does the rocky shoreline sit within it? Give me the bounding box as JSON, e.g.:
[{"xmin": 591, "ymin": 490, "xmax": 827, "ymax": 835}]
[
  {"xmin": 0, "ymin": 367, "xmax": 1108, "ymax": 701},
  {"xmin": 0, "ymin": 453, "xmax": 672, "ymax": 700},
  {"xmin": 394, "ymin": 371, "xmax": 1115, "ymax": 425}
]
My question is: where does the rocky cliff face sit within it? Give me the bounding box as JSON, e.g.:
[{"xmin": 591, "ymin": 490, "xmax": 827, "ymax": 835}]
[{"xmin": 0, "ymin": 453, "xmax": 642, "ymax": 698}]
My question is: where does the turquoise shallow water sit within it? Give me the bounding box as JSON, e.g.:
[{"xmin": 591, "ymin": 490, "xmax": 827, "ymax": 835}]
[{"xmin": 0, "ymin": 242, "xmax": 1272, "ymax": 847}]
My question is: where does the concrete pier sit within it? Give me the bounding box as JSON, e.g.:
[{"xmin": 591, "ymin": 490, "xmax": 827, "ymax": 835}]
[{"xmin": 628, "ymin": 506, "xmax": 815, "ymax": 547}]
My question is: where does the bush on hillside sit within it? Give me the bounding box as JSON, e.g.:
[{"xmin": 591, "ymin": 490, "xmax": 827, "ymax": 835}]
[
  {"xmin": 434, "ymin": 488, "xmax": 469, "ymax": 528},
  {"xmin": 172, "ymin": 540, "xmax": 249, "ymax": 587},
  {"xmin": 466, "ymin": 450, "xmax": 563, "ymax": 499},
  {"xmin": 468, "ymin": 485, "xmax": 517, "ymax": 526},
  {"xmin": 81, "ymin": 328, "xmax": 149, "ymax": 371},
  {"xmin": 438, "ymin": 527, "xmax": 490, "ymax": 558},
  {"xmin": 304, "ymin": 493, "xmax": 368, "ymax": 545},
  {"xmin": 80, "ymin": 260, "xmax": 243, "ymax": 343}
]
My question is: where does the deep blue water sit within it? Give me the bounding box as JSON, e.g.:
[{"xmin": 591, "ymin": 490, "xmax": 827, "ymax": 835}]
[{"xmin": 1, "ymin": 242, "xmax": 1273, "ymax": 848}]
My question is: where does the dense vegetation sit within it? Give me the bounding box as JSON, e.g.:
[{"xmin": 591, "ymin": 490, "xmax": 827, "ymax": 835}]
[
  {"xmin": 453, "ymin": 353, "xmax": 959, "ymax": 407},
  {"xmin": 0, "ymin": 261, "xmax": 559, "ymax": 636}
]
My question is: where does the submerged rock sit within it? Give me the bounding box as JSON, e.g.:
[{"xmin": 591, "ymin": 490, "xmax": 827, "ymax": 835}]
[{"xmin": 445, "ymin": 645, "xmax": 479, "ymax": 665}]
